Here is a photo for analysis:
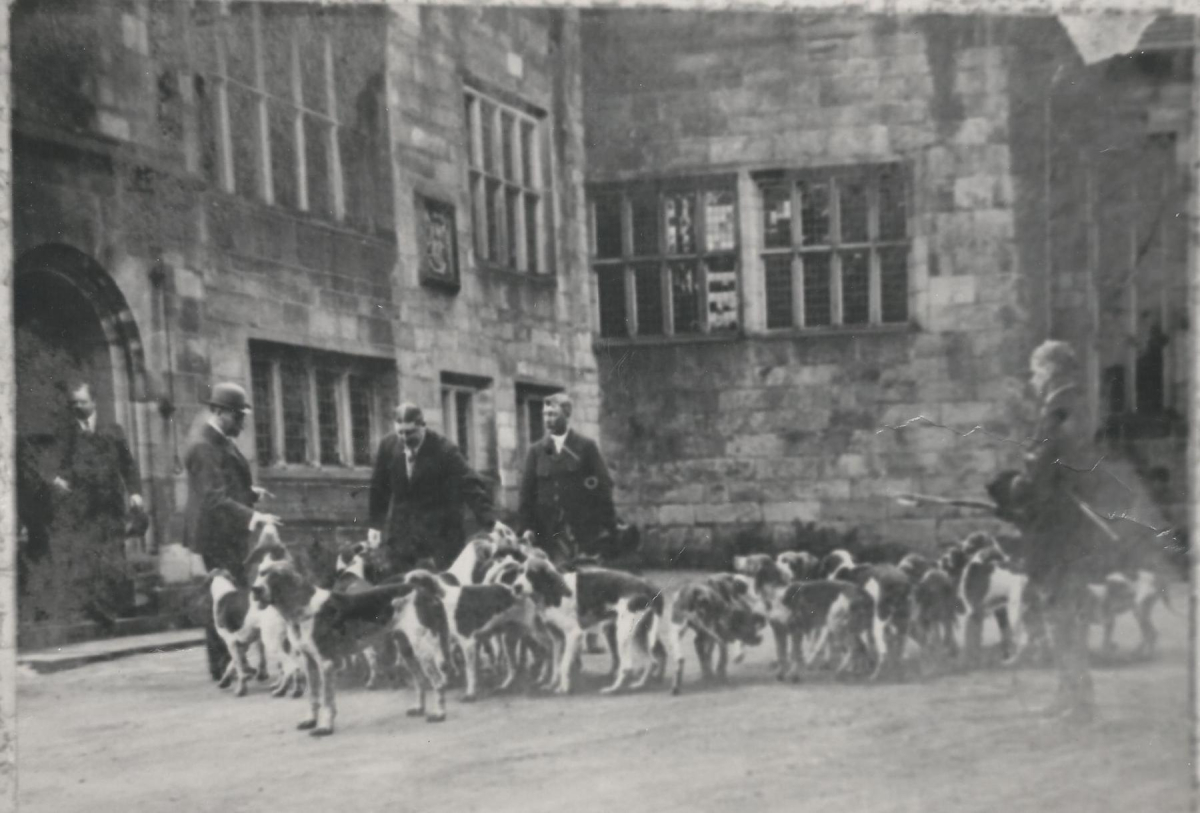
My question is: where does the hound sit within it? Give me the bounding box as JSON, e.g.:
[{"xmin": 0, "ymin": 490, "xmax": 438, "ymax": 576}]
[
  {"xmin": 512, "ymin": 558, "xmax": 664, "ymax": 695},
  {"xmin": 403, "ymin": 569, "xmax": 556, "ymax": 701},
  {"xmin": 660, "ymin": 577, "xmax": 765, "ymax": 695},
  {"xmin": 251, "ymin": 556, "xmax": 417, "ymax": 736}
]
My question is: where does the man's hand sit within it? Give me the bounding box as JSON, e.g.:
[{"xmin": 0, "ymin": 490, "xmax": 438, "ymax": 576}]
[
  {"xmin": 249, "ymin": 512, "xmax": 283, "ymax": 531},
  {"xmin": 251, "ymin": 486, "xmax": 275, "ymax": 501},
  {"xmin": 52, "ymin": 477, "xmax": 71, "ymax": 493},
  {"xmin": 129, "ymin": 494, "xmax": 144, "ymax": 510},
  {"xmin": 367, "ymin": 528, "xmax": 382, "ymax": 549}
]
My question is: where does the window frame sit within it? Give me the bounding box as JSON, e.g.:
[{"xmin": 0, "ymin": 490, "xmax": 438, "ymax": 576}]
[
  {"xmin": 463, "ymin": 83, "xmax": 552, "ymax": 277},
  {"xmin": 589, "ymin": 175, "xmax": 741, "ymax": 341},
  {"xmin": 440, "ymin": 373, "xmax": 490, "ymax": 466},
  {"xmin": 196, "ymin": 2, "xmax": 388, "ymax": 231},
  {"xmin": 755, "ymin": 163, "xmax": 911, "ymax": 331},
  {"xmin": 250, "ymin": 341, "xmax": 391, "ymax": 471}
]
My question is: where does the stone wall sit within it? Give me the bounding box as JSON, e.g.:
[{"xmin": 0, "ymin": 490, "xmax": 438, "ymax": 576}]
[
  {"xmin": 12, "ymin": 2, "xmax": 596, "ymax": 582},
  {"xmin": 386, "ymin": 7, "xmax": 598, "ymax": 510},
  {"xmin": 583, "ymin": 12, "xmax": 1039, "ymax": 564}
]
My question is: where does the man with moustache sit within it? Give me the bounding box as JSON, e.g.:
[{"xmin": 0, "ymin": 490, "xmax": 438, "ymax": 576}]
[
  {"xmin": 51, "ymin": 381, "xmax": 143, "ymax": 628},
  {"xmin": 183, "ymin": 382, "xmax": 279, "ymax": 680},
  {"xmin": 367, "ymin": 403, "xmax": 496, "ymax": 573}
]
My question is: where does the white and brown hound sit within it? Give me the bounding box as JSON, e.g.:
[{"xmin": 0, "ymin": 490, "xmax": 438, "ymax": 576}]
[
  {"xmin": 660, "ymin": 575, "xmax": 766, "ymax": 694},
  {"xmin": 512, "ymin": 558, "xmax": 664, "ymax": 695},
  {"xmin": 403, "ymin": 569, "xmax": 556, "ymax": 701},
  {"xmin": 251, "ymin": 555, "xmax": 417, "ymax": 737}
]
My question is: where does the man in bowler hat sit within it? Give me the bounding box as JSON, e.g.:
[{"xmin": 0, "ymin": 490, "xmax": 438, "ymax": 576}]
[{"xmin": 183, "ymin": 382, "xmax": 279, "ymax": 680}]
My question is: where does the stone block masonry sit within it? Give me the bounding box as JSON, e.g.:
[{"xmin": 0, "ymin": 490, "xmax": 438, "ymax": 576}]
[
  {"xmin": 584, "ymin": 12, "xmax": 1042, "ymax": 558},
  {"xmin": 11, "ymin": 3, "xmax": 598, "ymax": 588}
]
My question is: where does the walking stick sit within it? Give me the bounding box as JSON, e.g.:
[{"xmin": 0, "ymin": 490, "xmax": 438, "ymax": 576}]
[{"xmin": 891, "ymin": 492, "xmax": 1000, "ymax": 512}]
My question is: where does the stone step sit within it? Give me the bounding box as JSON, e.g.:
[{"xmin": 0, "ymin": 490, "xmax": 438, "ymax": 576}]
[{"xmin": 19, "ymin": 628, "xmax": 206, "ymax": 675}]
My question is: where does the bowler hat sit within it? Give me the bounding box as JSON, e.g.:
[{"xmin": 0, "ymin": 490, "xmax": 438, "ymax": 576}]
[{"xmin": 206, "ymin": 382, "xmax": 252, "ymax": 413}]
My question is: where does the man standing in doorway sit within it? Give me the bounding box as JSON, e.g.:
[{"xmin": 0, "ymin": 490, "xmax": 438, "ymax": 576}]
[
  {"xmin": 51, "ymin": 381, "xmax": 142, "ymax": 629},
  {"xmin": 367, "ymin": 403, "xmax": 496, "ymax": 573},
  {"xmin": 183, "ymin": 382, "xmax": 279, "ymax": 680},
  {"xmin": 518, "ymin": 393, "xmax": 617, "ymax": 562}
]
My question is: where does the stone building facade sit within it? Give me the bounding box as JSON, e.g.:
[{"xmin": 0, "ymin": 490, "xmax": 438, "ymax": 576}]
[
  {"xmin": 12, "ymin": 0, "xmax": 595, "ymax": 624},
  {"xmin": 580, "ymin": 12, "xmax": 1190, "ymax": 565}
]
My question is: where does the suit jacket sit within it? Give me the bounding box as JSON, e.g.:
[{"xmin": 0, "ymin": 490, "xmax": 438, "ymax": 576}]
[
  {"xmin": 368, "ymin": 430, "xmax": 495, "ymax": 567},
  {"xmin": 183, "ymin": 424, "xmax": 258, "ymax": 560},
  {"xmin": 57, "ymin": 420, "xmax": 141, "ymax": 521},
  {"xmin": 518, "ymin": 429, "xmax": 616, "ymax": 555}
]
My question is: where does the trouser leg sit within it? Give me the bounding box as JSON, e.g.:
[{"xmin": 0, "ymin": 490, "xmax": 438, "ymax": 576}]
[{"xmin": 1046, "ymin": 581, "xmax": 1095, "ymax": 719}]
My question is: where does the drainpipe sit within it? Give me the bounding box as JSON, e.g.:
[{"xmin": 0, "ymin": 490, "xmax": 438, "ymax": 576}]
[
  {"xmin": 1186, "ymin": 15, "xmax": 1200, "ymax": 794},
  {"xmin": 148, "ymin": 258, "xmax": 180, "ymax": 475},
  {"xmin": 1043, "ymin": 64, "xmax": 1064, "ymax": 339}
]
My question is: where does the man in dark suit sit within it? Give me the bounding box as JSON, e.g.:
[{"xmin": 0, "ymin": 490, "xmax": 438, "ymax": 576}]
[
  {"xmin": 518, "ymin": 393, "xmax": 617, "ymax": 562},
  {"xmin": 367, "ymin": 403, "xmax": 496, "ymax": 573},
  {"xmin": 51, "ymin": 382, "xmax": 142, "ymax": 628},
  {"xmin": 183, "ymin": 382, "xmax": 279, "ymax": 680}
]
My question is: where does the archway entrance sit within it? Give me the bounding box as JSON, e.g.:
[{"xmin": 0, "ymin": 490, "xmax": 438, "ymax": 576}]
[{"xmin": 14, "ymin": 244, "xmax": 148, "ymax": 627}]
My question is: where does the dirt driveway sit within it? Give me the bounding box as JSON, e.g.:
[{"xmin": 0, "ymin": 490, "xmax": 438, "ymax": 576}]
[{"xmin": 16, "ymin": 572, "xmax": 1194, "ymax": 813}]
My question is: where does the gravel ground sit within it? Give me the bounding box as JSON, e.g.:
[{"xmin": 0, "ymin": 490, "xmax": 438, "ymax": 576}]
[{"xmin": 16, "ymin": 572, "xmax": 1194, "ymax": 813}]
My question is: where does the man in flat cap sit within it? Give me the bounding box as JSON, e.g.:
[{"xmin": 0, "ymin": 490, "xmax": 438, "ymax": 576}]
[
  {"xmin": 183, "ymin": 382, "xmax": 279, "ymax": 680},
  {"xmin": 367, "ymin": 403, "xmax": 496, "ymax": 573},
  {"xmin": 518, "ymin": 393, "xmax": 617, "ymax": 562}
]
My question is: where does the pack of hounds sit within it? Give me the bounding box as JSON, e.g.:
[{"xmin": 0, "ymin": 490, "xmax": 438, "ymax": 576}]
[{"xmin": 204, "ymin": 522, "xmax": 1175, "ymax": 737}]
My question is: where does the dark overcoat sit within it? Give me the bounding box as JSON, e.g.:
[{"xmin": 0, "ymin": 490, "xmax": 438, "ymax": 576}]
[
  {"xmin": 518, "ymin": 429, "xmax": 616, "ymax": 557},
  {"xmin": 183, "ymin": 424, "xmax": 258, "ymax": 569},
  {"xmin": 998, "ymin": 382, "xmax": 1123, "ymax": 589},
  {"xmin": 368, "ymin": 430, "xmax": 495, "ymax": 570},
  {"xmin": 57, "ymin": 421, "xmax": 141, "ymax": 522}
]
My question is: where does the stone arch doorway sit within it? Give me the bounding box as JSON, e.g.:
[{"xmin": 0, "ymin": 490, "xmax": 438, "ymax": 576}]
[{"xmin": 14, "ymin": 243, "xmax": 150, "ymax": 625}]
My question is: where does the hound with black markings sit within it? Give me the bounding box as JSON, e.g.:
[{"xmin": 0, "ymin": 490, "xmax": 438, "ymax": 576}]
[
  {"xmin": 833, "ymin": 563, "xmax": 911, "ymax": 680},
  {"xmin": 956, "ymin": 546, "xmax": 1037, "ymax": 666},
  {"xmin": 512, "ymin": 558, "xmax": 664, "ymax": 695},
  {"xmin": 1084, "ymin": 569, "xmax": 1174, "ymax": 659},
  {"xmin": 779, "ymin": 579, "xmax": 876, "ymax": 682},
  {"xmin": 776, "ymin": 551, "xmax": 820, "ymax": 583},
  {"xmin": 387, "ymin": 584, "xmax": 453, "ymax": 722},
  {"xmin": 404, "ymin": 569, "xmax": 556, "ymax": 700},
  {"xmin": 206, "ymin": 568, "xmax": 268, "ymax": 697},
  {"xmin": 660, "ymin": 576, "xmax": 766, "ymax": 694},
  {"xmin": 251, "ymin": 557, "xmax": 418, "ymax": 736},
  {"xmin": 908, "ymin": 567, "xmax": 959, "ymax": 667},
  {"xmin": 333, "ymin": 542, "xmax": 402, "ymax": 689},
  {"xmin": 818, "ymin": 549, "xmax": 857, "ymax": 581},
  {"xmin": 732, "ymin": 553, "xmax": 808, "ymax": 672}
]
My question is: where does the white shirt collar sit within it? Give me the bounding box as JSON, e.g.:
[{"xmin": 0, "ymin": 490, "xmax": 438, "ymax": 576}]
[
  {"xmin": 550, "ymin": 428, "xmax": 570, "ymax": 453},
  {"xmin": 78, "ymin": 414, "xmax": 96, "ymax": 433},
  {"xmin": 207, "ymin": 416, "xmax": 229, "ymax": 438}
]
